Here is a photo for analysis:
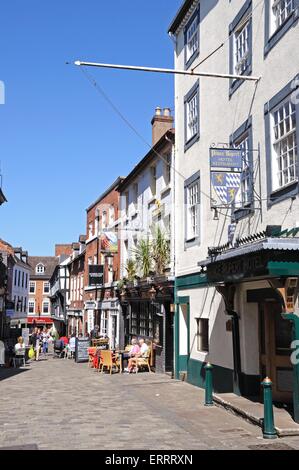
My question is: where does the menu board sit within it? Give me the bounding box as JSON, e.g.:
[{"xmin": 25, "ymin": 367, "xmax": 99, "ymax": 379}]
[{"xmin": 75, "ymin": 338, "xmax": 91, "ymax": 363}]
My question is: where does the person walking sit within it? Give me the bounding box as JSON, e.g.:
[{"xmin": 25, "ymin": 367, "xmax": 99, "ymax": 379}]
[
  {"xmin": 30, "ymin": 327, "xmax": 41, "ymax": 361},
  {"xmin": 41, "ymin": 327, "xmax": 50, "ymax": 355}
]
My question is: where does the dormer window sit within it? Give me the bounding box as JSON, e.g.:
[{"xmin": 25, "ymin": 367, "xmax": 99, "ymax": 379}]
[{"xmin": 36, "ymin": 263, "xmax": 45, "ymax": 274}]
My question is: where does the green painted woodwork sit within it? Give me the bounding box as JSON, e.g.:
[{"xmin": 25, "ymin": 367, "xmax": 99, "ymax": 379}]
[
  {"xmin": 204, "ymin": 363, "xmax": 214, "ymax": 406},
  {"xmin": 175, "ymin": 273, "xmax": 208, "ymax": 290},
  {"xmin": 262, "ymin": 378, "xmax": 277, "ymax": 439},
  {"xmin": 267, "ymin": 261, "xmax": 299, "ymax": 276}
]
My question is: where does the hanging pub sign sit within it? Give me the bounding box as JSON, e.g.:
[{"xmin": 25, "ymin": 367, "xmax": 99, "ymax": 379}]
[
  {"xmin": 100, "ymin": 231, "xmax": 118, "ymax": 253},
  {"xmin": 210, "ymin": 148, "xmax": 243, "ymax": 170},
  {"xmin": 210, "ymin": 147, "xmax": 243, "ymax": 208},
  {"xmin": 88, "ymin": 265, "xmax": 104, "ymax": 286}
]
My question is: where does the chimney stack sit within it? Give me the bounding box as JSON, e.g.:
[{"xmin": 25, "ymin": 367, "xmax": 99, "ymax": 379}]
[{"xmin": 151, "ymin": 107, "xmax": 173, "ymax": 146}]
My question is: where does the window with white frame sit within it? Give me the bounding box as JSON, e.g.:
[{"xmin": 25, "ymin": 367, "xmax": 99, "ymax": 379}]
[
  {"xmin": 234, "ymin": 18, "xmax": 250, "ymax": 75},
  {"xmin": 164, "ymin": 154, "xmax": 171, "ymax": 187},
  {"xmin": 43, "ymin": 281, "xmax": 50, "ymax": 293},
  {"xmin": 29, "ymin": 281, "xmax": 36, "ymax": 293},
  {"xmin": 42, "ymin": 300, "xmax": 49, "ymax": 314},
  {"xmin": 95, "ymin": 209, "xmax": 100, "ymax": 235},
  {"xmin": 271, "ymin": 0, "xmax": 294, "ymax": 33},
  {"xmin": 186, "ymin": 179, "xmax": 200, "ymax": 241},
  {"xmin": 107, "ymin": 257, "xmax": 113, "ymax": 283},
  {"xmin": 185, "ymin": 88, "xmax": 199, "ymax": 144},
  {"xmin": 271, "ymin": 98, "xmax": 297, "ymax": 190},
  {"xmin": 80, "ymin": 275, "xmax": 84, "ymax": 299},
  {"xmin": 100, "ymin": 310, "xmax": 109, "ymax": 335},
  {"xmin": 28, "ymin": 300, "xmax": 35, "ymax": 314},
  {"xmin": 102, "ymin": 211, "xmax": 107, "ymax": 228},
  {"xmin": 36, "ymin": 263, "xmax": 45, "ymax": 274},
  {"xmin": 150, "ymin": 166, "xmax": 157, "ymax": 196},
  {"xmin": 185, "ymin": 12, "xmax": 199, "ymax": 66},
  {"xmin": 70, "ymin": 277, "xmax": 74, "ymax": 301},
  {"xmin": 88, "ymin": 223, "xmax": 93, "ymax": 238},
  {"xmin": 133, "ymin": 183, "xmax": 138, "ymax": 210},
  {"xmin": 109, "ymin": 205, "xmax": 115, "ymax": 225}
]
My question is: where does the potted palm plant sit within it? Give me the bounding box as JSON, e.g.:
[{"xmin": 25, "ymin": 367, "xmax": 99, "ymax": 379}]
[{"xmin": 132, "ymin": 238, "xmax": 152, "ymax": 279}]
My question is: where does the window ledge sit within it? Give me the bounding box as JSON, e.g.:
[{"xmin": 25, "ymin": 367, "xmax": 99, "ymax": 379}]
[
  {"xmin": 232, "ymin": 205, "xmax": 254, "ymax": 221},
  {"xmin": 184, "ymin": 237, "xmax": 200, "ymax": 250},
  {"xmin": 268, "ymin": 180, "xmax": 299, "ymax": 207},
  {"xmin": 229, "ymin": 64, "xmax": 252, "ymax": 98},
  {"xmin": 185, "ymin": 49, "xmax": 200, "ymax": 71},
  {"xmin": 160, "ymin": 185, "xmax": 171, "ymax": 197},
  {"xmin": 184, "ymin": 133, "xmax": 200, "ymax": 152},
  {"xmin": 148, "ymin": 196, "xmax": 157, "ymax": 207}
]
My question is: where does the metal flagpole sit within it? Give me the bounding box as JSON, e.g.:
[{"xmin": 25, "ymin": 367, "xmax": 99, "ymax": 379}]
[{"xmin": 74, "ymin": 61, "xmax": 261, "ymax": 82}]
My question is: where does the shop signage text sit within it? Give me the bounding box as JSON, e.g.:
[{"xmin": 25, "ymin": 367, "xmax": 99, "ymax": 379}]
[{"xmin": 208, "ymin": 254, "xmax": 266, "ymax": 282}]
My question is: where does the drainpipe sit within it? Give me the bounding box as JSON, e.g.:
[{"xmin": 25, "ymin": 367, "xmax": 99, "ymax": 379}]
[{"xmin": 227, "ymin": 309, "xmax": 242, "ymax": 396}]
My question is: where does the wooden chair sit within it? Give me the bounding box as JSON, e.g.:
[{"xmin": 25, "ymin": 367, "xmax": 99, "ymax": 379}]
[
  {"xmin": 88, "ymin": 347, "xmax": 97, "ymax": 368},
  {"xmin": 135, "ymin": 349, "xmax": 151, "ymax": 373},
  {"xmin": 99, "ymin": 350, "xmax": 119, "ymax": 375}
]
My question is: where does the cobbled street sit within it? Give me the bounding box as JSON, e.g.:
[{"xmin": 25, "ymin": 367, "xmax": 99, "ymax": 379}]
[{"xmin": 1, "ymin": 356, "xmax": 299, "ymax": 450}]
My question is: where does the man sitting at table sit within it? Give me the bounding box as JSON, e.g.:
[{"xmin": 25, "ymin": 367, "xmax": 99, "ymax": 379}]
[{"xmin": 122, "ymin": 338, "xmax": 140, "ymax": 371}]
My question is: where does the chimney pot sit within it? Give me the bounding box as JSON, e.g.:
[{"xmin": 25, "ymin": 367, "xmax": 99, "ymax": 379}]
[{"xmin": 151, "ymin": 106, "xmax": 173, "ymax": 146}]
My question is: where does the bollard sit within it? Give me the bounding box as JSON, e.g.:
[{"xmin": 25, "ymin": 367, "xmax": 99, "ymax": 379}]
[
  {"xmin": 204, "ymin": 362, "xmax": 213, "ymax": 406},
  {"xmin": 262, "ymin": 377, "xmax": 277, "ymax": 439}
]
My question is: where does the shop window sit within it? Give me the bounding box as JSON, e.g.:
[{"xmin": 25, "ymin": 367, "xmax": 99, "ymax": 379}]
[{"xmin": 196, "ymin": 318, "xmax": 209, "ymax": 352}]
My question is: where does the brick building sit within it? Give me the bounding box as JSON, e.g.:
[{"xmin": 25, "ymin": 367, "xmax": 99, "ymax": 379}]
[
  {"xmin": 28, "ymin": 256, "xmax": 58, "ymax": 329},
  {"xmin": 84, "ymin": 177, "xmax": 123, "ymax": 348}
]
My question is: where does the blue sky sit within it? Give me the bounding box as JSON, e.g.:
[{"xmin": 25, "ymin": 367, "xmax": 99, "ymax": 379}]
[{"xmin": 0, "ymin": 0, "xmax": 181, "ymax": 255}]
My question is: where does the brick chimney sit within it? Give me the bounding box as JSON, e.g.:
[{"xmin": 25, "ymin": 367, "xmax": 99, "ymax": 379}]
[{"xmin": 151, "ymin": 107, "xmax": 173, "ymax": 146}]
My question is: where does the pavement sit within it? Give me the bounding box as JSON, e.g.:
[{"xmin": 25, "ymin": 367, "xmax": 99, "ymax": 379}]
[{"xmin": 1, "ymin": 355, "xmax": 299, "ymax": 450}]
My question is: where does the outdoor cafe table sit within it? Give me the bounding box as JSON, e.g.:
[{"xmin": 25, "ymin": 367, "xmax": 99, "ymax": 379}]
[{"xmin": 113, "ymin": 350, "xmax": 126, "ymax": 373}]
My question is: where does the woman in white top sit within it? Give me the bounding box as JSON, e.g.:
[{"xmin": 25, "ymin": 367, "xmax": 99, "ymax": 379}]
[{"xmin": 14, "ymin": 337, "xmax": 25, "ymax": 356}]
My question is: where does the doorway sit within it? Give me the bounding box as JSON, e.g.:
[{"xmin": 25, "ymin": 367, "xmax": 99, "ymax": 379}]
[{"xmin": 259, "ymin": 301, "xmax": 293, "ymax": 403}]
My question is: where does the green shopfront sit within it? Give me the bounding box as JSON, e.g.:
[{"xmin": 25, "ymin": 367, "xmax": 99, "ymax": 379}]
[{"xmin": 175, "ymin": 236, "xmax": 299, "ymax": 423}]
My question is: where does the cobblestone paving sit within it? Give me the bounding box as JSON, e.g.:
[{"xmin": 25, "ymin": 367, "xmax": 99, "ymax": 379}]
[{"xmin": 1, "ymin": 356, "xmax": 299, "ymax": 450}]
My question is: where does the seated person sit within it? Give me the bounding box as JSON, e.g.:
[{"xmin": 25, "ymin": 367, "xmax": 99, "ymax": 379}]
[
  {"xmin": 123, "ymin": 338, "xmax": 140, "ymax": 371},
  {"xmin": 60, "ymin": 335, "xmax": 69, "ymax": 346},
  {"xmin": 127, "ymin": 338, "xmax": 149, "ymax": 373},
  {"xmin": 14, "ymin": 337, "xmax": 25, "ymax": 356}
]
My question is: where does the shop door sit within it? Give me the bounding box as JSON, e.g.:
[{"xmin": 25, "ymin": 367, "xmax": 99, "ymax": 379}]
[{"xmin": 260, "ymin": 302, "xmax": 293, "ymax": 403}]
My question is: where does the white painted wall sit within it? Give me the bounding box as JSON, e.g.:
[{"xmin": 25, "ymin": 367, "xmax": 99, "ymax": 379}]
[
  {"xmin": 119, "ymin": 142, "xmax": 175, "ymax": 278},
  {"xmin": 173, "ymin": 0, "xmax": 299, "ymax": 278},
  {"xmin": 178, "ymin": 286, "xmax": 234, "ymax": 369},
  {"xmin": 172, "ymin": 0, "xmax": 299, "ymax": 373}
]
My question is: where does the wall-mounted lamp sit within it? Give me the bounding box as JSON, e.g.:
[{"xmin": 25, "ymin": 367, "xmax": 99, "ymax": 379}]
[{"xmin": 149, "ymin": 286, "xmax": 157, "ymax": 301}]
